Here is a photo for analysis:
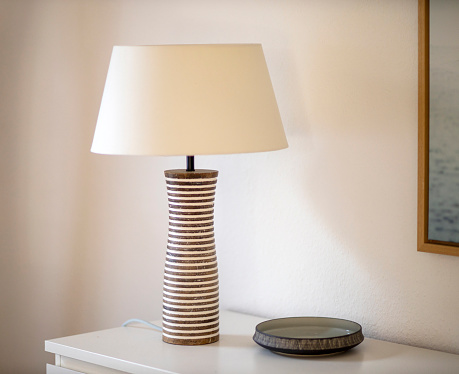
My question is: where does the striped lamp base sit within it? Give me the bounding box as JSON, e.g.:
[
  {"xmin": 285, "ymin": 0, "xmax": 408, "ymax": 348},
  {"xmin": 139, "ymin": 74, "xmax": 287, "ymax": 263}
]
[{"xmin": 162, "ymin": 169, "xmax": 219, "ymax": 345}]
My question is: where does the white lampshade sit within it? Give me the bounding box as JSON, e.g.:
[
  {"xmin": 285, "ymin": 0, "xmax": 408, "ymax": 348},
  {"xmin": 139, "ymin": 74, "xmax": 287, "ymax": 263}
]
[{"xmin": 91, "ymin": 44, "xmax": 288, "ymax": 156}]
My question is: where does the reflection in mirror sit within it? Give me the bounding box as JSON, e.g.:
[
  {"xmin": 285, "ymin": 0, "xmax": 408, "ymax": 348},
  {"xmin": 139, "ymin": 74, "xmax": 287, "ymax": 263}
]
[
  {"xmin": 428, "ymin": 0, "xmax": 459, "ymax": 244},
  {"xmin": 418, "ymin": 0, "xmax": 459, "ymax": 256}
]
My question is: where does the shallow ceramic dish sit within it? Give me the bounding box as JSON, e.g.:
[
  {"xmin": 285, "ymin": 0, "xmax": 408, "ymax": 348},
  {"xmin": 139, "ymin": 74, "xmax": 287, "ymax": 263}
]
[{"xmin": 253, "ymin": 317, "xmax": 364, "ymax": 356}]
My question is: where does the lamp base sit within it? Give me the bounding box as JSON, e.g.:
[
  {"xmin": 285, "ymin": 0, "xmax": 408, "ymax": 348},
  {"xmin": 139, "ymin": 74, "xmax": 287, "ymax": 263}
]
[{"xmin": 162, "ymin": 169, "xmax": 219, "ymax": 345}]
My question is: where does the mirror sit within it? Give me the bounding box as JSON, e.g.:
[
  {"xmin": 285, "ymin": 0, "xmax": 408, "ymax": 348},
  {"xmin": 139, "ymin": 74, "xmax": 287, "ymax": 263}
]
[{"xmin": 418, "ymin": 0, "xmax": 459, "ymax": 256}]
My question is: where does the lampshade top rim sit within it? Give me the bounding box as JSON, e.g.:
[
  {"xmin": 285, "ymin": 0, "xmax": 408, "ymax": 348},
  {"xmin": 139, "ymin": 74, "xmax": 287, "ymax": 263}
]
[{"xmin": 112, "ymin": 43, "xmax": 262, "ymax": 47}]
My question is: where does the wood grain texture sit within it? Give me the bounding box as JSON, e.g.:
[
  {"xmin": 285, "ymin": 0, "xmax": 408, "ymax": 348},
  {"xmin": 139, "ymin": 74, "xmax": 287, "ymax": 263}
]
[{"xmin": 162, "ymin": 169, "xmax": 220, "ymax": 345}]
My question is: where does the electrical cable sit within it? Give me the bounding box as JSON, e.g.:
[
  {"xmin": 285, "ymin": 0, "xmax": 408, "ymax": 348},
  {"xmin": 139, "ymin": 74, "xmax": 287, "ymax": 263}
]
[{"xmin": 122, "ymin": 318, "xmax": 163, "ymax": 332}]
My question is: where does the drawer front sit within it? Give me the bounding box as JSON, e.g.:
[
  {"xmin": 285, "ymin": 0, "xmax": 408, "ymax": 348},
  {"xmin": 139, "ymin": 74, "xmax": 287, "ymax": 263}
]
[{"xmin": 47, "ymin": 364, "xmax": 84, "ymax": 374}]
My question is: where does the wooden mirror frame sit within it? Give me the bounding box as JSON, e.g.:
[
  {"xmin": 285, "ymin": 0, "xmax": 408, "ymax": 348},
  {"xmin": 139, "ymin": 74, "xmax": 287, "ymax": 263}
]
[{"xmin": 418, "ymin": 0, "xmax": 459, "ymax": 257}]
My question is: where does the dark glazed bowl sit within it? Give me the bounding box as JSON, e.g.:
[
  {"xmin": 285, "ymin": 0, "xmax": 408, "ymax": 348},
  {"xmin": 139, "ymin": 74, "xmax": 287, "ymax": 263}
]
[{"xmin": 253, "ymin": 316, "xmax": 364, "ymax": 356}]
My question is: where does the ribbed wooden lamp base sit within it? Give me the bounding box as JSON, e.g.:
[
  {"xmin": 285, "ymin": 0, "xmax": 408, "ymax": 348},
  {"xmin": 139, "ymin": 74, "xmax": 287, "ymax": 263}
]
[{"xmin": 162, "ymin": 169, "xmax": 219, "ymax": 345}]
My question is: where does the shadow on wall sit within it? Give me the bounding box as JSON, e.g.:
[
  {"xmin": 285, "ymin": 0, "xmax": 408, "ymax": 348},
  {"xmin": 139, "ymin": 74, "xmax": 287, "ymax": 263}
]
[{"xmin": 0, "ymin": 1, "xmax": 130, "ymax": 372}]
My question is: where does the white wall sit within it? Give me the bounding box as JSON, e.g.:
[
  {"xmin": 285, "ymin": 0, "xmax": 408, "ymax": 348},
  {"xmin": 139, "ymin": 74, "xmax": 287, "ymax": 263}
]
[{"xmin": 1, "ymin": 0, "xmax": 458, "ymax": 372}]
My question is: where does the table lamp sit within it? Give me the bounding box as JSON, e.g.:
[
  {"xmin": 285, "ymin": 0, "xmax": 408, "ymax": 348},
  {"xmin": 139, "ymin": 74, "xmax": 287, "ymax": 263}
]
[{"xmin": 91, "ymin": 44, "xmax": 288, "ymax": 345}]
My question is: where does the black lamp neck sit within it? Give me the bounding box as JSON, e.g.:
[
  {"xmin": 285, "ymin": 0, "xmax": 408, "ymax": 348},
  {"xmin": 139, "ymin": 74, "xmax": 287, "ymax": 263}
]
[{"xmin": 186, "ymin": 156, "xmax": 195, "ymax": 172}]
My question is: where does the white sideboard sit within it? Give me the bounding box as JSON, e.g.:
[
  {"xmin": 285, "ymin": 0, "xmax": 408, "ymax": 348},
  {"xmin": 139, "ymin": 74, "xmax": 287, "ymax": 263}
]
[{"xmin": 45, "ymin": 310, "xmax": 459, "ymax": 374}]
